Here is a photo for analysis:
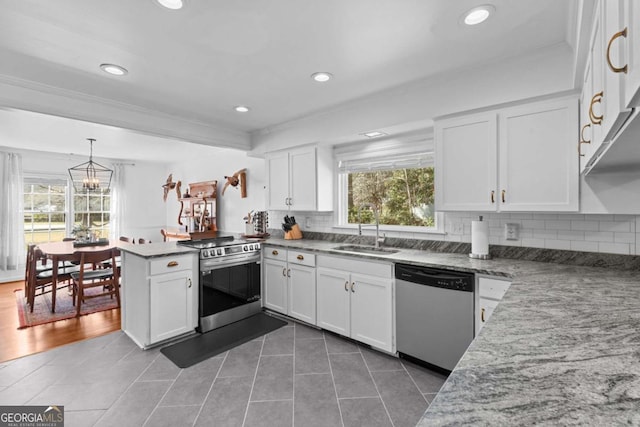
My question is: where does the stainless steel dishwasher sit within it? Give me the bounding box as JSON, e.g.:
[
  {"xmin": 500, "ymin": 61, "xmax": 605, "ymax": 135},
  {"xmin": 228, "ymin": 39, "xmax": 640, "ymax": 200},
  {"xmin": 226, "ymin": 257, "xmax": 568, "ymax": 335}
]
[{"xmin": 395, "ymin": 263, "xmax": 474, "ymax": 372}]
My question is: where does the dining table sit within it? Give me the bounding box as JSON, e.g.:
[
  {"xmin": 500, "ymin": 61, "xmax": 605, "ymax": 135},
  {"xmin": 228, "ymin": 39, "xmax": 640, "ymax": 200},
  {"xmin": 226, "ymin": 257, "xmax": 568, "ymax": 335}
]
[{"xmin": 36, "ymin": 240, "xmax": 121, "ymax": 308}]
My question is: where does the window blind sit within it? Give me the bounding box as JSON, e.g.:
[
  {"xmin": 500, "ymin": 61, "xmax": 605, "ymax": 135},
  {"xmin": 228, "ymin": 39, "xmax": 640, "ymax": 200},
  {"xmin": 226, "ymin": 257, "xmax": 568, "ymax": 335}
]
[{"xmin": 337, "ymin": 152, "xmax": 434, "ymax": 173}]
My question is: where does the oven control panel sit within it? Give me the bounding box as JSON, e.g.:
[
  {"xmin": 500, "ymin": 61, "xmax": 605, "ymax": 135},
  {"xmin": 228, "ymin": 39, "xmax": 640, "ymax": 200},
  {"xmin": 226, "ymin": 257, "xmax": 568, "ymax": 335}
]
[{"xmin": 201, "ymin": 242, "xmax": 261, "ymax": 259}]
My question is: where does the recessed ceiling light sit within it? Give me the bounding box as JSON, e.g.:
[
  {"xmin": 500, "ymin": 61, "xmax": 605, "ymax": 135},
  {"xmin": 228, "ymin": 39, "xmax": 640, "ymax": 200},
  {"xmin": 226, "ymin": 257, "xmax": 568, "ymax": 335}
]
[
  {"xmin": 156, "ymin": 0, "xmax": 184, "ymax": 10},
  {"xmin": 363, "ymin": 131, "xmax": 388, "ymax": 138},
  {"xmin": 99, "ymin": 63, "xmax": 128, "ymax": 76},
  {"xmin": 463, "ymin": 5, "xmax": 494, "ymax": 25},
  {"xmin": 311, "ymin": 72, "xmax": 333, "ymax": 82},
  {"xmin": 234, "ymin": 106, "xmax": 250, "ymax": 113}
]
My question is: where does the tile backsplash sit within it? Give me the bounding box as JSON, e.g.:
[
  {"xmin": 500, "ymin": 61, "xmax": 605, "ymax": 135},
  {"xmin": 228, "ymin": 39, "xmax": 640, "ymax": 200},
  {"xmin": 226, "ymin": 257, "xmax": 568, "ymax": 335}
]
[{"xmin": 270, "ymin": 210, "xmax": 640, "ymax": 256}]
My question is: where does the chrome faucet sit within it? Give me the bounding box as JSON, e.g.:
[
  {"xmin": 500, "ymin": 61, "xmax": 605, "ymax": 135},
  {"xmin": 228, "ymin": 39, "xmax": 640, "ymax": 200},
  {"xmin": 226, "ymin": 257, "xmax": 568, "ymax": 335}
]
[{"xmin": 357, "ymin": 204, "xmax": 385, "ymax": 248}]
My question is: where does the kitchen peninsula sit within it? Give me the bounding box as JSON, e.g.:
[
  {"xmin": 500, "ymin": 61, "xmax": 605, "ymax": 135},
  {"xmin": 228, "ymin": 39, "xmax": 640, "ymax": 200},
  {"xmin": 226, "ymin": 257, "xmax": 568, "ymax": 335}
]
[{"xmin": 118, "ymin": 242, "xmax": 199, "ymax": 349}]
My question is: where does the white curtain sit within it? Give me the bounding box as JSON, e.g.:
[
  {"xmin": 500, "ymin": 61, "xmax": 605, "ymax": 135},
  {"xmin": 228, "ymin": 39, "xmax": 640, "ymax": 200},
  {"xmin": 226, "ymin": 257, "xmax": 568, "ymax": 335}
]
[
  {"xmin": 0, "ymin": 152, "xmax": 25, "ymax": 271},
  {"xmin": 109, "ymin": 163, "xmax": 126, "ymax": 241}
]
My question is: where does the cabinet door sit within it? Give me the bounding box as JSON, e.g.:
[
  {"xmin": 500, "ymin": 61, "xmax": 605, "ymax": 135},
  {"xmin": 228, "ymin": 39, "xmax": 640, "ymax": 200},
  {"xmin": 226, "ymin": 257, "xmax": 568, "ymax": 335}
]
[
  {"xmin": 288, "ymin": 264, "xmax": 316, "ymax": 325},
  {"xmin": 580, "ymin": 58, "xmax": 594, "ymax": 173},
  {"xmin": 476, "ymin": 297, "xmax": 499, "ymax": 335},
  {"xmin": 624, "ymin": 0, "xmax": 640, "ymax": 106},
  {"xmin": 590, "ymin": 1, "xmax": 606, "ymax": 156},
  {"xmin": 150, "ymin": 270, "xmax": 194, "ymax": 344},
  {"xmin": 263, "ymin": 258, "xmax": 288, "ymax": 314},
  {"xmin": 499, "ymin": 98, "xmax": 579, "ymax": 211},
  {"xmin": 316, "ymin": 267, "xmax": 350, "ymax": 336},
  {"xmin": 289, "ymin": 146, "xmax": 317, "ymax": 210},
  {"xmin": 435, "ymin": 113, "xmax": 497, "ymax": 211},
  {"xmin": 603, "ymin": 0, "xmax": 631, "ymax": 142},
  {"xmin": 349, "ymin": 273, "xmax": 393, "ymax": 353},
  {"xmin": 266, "ymin": 151, "xmax": 290, "ymax": 210}
]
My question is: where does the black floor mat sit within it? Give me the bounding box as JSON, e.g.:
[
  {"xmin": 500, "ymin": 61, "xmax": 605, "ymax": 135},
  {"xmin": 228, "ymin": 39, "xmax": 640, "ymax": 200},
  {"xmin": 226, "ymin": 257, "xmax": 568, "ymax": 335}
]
[{"xmin": 160, "ymin": 313, "xmax": 287, "ymax": 368}]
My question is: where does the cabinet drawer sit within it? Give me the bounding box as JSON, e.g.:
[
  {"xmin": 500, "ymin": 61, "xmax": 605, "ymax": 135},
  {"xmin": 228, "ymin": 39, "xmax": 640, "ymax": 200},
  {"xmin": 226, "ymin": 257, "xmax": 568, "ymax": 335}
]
[
  {"xmin": 478, "ymin": 277, "xmax": 511, "ymax": 300},
  {"xmin": 263, "ymin": 246, "xmax": 286, "ymax": 261},
  {"xmin": 287, "ymin": 250, "xmax": 315, "ymax": 267},
  {"xmin": 317, "ymin": 255, "xmax": 392, "ymax": 278},
  {"xmin": 149, "ymin": 254, "xmax": 193, "ymax": 276}
]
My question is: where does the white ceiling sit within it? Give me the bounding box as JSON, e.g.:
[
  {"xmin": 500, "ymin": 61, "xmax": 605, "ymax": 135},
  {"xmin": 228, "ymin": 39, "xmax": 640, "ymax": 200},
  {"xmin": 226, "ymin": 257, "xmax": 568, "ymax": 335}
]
[{"xmin": 0, "ymin": 0, "xmax": 578, "ymax": 160}]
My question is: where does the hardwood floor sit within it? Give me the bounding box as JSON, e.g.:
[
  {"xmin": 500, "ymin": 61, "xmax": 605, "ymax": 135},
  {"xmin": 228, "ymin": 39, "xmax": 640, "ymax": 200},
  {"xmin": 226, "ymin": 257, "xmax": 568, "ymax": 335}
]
[{"xmin": 0, "ymin": 280, "xmax": 121, "ymax": 363}]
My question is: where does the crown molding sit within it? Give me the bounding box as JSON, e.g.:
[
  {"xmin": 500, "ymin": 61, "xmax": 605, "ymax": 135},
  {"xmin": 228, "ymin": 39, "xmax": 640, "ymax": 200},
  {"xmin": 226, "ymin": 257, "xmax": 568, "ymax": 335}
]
[{"xmin": 0, "ymin": 74, "xmax": 251, "ymax": 150}]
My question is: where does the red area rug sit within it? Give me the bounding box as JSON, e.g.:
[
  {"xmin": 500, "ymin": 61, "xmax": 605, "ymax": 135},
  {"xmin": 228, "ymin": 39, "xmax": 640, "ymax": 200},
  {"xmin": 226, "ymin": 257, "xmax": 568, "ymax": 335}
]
[{"xmin": 14, "ymin": 286, "xmax": 119, "ymax": 329}]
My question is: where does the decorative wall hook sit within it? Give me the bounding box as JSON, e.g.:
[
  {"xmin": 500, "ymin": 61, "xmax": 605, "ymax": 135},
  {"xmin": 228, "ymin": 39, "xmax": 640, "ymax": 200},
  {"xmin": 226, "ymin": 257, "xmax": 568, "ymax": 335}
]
[{"xmin": 222, "ymin": 168, "xmax": 247, "ymax": 198}]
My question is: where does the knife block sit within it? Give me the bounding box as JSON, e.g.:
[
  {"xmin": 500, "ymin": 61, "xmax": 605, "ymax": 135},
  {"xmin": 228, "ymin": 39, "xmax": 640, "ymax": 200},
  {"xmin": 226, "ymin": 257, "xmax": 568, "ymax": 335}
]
[{"xmin": 284, "ymin": 224, "xmax": 303, "ymax": 240}]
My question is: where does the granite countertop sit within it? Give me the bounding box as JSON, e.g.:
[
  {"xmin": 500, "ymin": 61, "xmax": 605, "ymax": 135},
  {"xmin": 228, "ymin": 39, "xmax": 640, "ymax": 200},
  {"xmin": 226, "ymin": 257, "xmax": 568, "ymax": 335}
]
[
  {"xmin": 117, "ymin": 241, "xmax": 198, "ymax": 258},
  {"xmin": 263, "ymin": 238, "xmax": 640, "ymax": 425}
]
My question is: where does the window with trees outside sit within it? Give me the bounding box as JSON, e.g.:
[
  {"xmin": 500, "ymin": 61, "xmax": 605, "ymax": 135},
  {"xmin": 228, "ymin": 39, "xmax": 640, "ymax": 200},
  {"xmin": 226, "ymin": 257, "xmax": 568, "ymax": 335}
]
[
  {"xmin": 23, "ymin": 176, "xmax": 111, "ymax": 245},
  {"xmin": 23, "ymin": 177, "xmax": 68, "ymax": 244},
  {"xmin": 337, "ymin": 148, "xmax": 437, "ymax": 230}
]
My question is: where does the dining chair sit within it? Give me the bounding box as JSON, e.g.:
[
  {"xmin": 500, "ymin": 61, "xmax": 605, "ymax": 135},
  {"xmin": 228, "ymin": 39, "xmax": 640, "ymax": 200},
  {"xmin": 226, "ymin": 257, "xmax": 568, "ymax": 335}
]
[
  {"xmin": 70, "ymin": 248, "xmax": 120, "ymax": 316},
  {"xmin": 26, "ymin": 246, "xmax": 79, "ymax": 312}
]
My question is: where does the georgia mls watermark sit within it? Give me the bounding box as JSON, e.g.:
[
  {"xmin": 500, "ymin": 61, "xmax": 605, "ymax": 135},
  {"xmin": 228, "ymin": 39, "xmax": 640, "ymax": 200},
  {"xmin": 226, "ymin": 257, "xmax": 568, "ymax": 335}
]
[{"xmin": 0, "ymin": 406, "xmax": 64, "ymax": 427}]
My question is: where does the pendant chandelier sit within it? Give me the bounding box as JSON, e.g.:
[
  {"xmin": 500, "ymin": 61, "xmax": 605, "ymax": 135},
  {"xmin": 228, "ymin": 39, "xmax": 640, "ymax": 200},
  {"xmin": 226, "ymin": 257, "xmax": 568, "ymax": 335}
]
[{"xmin": 68, "ymin": 138, "xmax": 113, "ymax": 193}]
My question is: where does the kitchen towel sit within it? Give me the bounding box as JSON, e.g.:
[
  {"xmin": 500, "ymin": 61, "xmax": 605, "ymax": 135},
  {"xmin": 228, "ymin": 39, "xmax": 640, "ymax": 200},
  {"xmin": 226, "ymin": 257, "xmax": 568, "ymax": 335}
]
[{"xmin": 471, "ymin": 217, "xmax": 489, "ymax": 256}]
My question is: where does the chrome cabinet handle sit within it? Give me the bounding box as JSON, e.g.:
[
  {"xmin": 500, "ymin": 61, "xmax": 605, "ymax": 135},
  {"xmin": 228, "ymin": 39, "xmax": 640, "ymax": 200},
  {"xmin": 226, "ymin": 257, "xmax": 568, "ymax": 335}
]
[
  {"xmin": 287, "ymin": 268, "xmax": 291, "ymax": 278},
  {"xmin": 351, "ymin": 282, "xmax": 355, "ymax": 293},
  {"xmin": 606, "ymin": 28, "xmax": 628, "ymax": 74},
  {"xmin": 282, "ymin": 268, "xmax": 287, "ymax": 277},
  {"xmin": 344, "ymin": 281, "xmax": 349, "ymax": 292}
]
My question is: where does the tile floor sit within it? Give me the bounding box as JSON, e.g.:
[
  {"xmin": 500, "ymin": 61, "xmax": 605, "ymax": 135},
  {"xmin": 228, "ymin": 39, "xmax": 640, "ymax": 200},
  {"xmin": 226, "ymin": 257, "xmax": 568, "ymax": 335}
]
[{"xmin": 0, "ymin": 317, "xmax": 447, "ymax": 427}]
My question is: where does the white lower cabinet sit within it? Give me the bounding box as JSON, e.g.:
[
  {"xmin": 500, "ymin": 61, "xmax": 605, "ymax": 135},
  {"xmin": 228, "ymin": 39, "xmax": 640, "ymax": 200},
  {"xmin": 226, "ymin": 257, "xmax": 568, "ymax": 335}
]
[
  {"xmin": 262, "ymin": 246, "xmax": 316, "ymax": 324},
  {"xmin": 122, "ymin": 252, "xmax": 198, "ymax": 349},
  {"xmin": 317, "ymin": 256, "xmax": 394, "ymax": 353},
  {"xmin": 475, "ymin": 276, "xmax": 511, "ymax": 335}
]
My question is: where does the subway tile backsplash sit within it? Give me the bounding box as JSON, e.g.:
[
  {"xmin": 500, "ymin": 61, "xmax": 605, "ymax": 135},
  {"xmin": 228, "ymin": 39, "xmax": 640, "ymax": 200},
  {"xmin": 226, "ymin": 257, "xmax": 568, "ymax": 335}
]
[{"xmin": 270, "ymin": 210, "xmax": 640, "ymax": 256}]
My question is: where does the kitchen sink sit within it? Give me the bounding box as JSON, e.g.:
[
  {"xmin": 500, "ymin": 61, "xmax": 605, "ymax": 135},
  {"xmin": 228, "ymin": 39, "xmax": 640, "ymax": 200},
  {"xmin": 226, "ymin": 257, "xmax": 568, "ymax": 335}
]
[{"xmin": 332, "ymin": 245, "xmax": 399, "ymax": 255}]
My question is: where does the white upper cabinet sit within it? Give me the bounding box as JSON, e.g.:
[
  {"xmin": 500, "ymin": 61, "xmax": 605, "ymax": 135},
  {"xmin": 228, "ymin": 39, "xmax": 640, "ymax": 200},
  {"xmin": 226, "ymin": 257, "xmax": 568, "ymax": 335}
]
[
  {"xmin": 265, "ymin": 145, "xmax": 333, "ymax": 211},
  {"xmin": 499, "ymin": 98, "xmax": 579, "ymax": 211},
  {"xmin": 435, "ymin": 113, "xmax": 497, "ymax": 211},
  {"xmin": 581, "ymin": 0, "xmax": 640, "ymax": 173},
  {"xmin": 435, "ymin": 95, "xmax": 579, "ymax": 212},
  {"xmin": 623, "ymin": 0, "xmax": 640, "ymax": 107}
]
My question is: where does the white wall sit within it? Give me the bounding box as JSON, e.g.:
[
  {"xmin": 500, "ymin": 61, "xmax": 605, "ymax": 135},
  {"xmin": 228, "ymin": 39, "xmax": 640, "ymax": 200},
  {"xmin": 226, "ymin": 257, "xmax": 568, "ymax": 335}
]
[
  {"xmin": 165, "ymin": 148, "xmax": 266, "ymax": 234},
  {"xmin": 251, "ymin": 44, "xmax": 575, "ymax": 153}
]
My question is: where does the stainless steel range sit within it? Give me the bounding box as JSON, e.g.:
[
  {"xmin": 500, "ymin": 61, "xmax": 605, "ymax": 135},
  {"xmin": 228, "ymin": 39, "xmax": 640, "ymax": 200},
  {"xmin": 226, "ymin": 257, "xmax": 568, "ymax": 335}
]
[{"xmin": 178, "ymin": 234, "xmax": 262, "ymax": 333}]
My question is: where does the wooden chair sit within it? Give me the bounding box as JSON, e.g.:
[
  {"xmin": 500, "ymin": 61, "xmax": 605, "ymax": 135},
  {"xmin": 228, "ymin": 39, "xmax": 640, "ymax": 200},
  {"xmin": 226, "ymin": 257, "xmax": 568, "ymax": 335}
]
[
  {"xmin": 26, "ymin": 246, "xmax": 79, "ymax": 312},
  {"xmin": 70, "ymin": 248, "xmax": 120, "ymax": 317}
]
